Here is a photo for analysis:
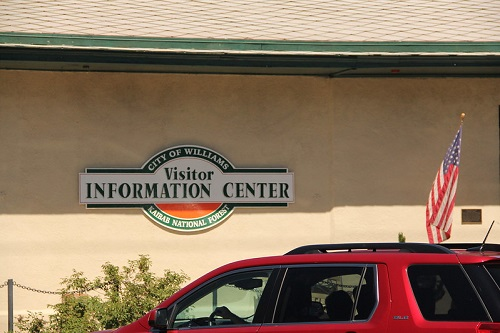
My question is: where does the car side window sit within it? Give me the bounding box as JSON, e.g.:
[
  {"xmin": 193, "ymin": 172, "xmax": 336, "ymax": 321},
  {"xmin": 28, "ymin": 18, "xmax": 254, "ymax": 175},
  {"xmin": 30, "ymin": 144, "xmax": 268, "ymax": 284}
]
[
  {"xmin": 485, "ymin": 264, "xmax": 500, "ymax": 286},
  {"xmin": 408, "ymin": 265, "xmax": 489, "ymax": 321},
  {"xmin": 172, "ymin": 269, "xmax": 273, "ymax": 328},
  {"xmin": 273, "ymin": 265, "xmax": 376, "ymax": 323}
]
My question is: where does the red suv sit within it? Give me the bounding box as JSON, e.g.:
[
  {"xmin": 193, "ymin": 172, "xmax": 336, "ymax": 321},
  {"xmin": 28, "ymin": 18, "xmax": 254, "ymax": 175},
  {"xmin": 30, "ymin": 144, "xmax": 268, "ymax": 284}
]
[{"xmin": 93, "ymin": 243, "xmax": 500, "ymax": 333}]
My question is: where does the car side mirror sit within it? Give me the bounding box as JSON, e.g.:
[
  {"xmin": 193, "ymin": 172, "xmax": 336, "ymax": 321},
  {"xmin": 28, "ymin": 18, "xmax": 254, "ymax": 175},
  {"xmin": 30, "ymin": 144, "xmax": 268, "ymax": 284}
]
[{"xmin": 148, "ymin": 308, "xmax": 169, "ymax": 329}]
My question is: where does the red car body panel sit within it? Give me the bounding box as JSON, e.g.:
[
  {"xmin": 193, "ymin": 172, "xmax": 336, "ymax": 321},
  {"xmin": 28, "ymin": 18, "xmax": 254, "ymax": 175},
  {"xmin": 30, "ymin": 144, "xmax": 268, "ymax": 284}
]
[{"xmin": 91, "ymin": 243, "xmax": 500, "ymax": 333}]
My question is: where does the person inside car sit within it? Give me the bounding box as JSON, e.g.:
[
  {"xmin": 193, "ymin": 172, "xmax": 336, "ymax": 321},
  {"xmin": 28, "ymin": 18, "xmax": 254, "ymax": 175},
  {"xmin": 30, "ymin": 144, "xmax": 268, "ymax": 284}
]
[{"xmin": 325, "ymin": 290, "xmax": 354, "ymax": 321}]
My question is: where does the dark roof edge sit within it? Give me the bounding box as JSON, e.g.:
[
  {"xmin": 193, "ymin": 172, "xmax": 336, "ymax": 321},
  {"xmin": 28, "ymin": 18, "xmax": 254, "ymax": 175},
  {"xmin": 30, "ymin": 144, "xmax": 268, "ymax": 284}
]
[
  {"xmin": 2, "ymin": 46, "xmax": 500, "ymax": 77},
  {"xmin": 1, "ymin": 32, "xmax": 500, "ymax": 55}
]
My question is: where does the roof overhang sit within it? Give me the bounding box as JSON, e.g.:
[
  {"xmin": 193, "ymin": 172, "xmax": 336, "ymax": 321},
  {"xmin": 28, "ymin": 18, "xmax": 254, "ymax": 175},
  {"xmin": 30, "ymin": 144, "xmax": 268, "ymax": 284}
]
[{"xmin": 1, "ymin": 33, "xmax": 500, "ymax": 77}]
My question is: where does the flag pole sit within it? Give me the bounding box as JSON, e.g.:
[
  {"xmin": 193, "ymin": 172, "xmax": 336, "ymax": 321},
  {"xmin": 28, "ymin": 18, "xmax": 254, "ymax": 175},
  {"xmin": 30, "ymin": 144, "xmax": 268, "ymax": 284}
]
[{"xmin": 460, "ymin": 113, "xmax": 466, "ymax": 124}]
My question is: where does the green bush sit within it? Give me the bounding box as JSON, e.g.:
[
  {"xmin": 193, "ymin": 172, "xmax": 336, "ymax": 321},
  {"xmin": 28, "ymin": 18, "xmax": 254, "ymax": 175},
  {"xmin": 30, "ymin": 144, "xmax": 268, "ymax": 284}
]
[{"xmin": 15, "ymin": 255, "xmax": 189, "ymax": 333}]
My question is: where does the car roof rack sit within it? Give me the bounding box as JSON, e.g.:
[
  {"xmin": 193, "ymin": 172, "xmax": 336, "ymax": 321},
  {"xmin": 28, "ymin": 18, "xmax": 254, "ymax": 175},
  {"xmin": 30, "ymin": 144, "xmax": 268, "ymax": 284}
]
[
  {"xmin": 285, "ymin": 243, "xmax": 455, "ymax": 255},
  {"xmin": 439, "ymin": 243, "xmax": 500, "ymax": 253}
]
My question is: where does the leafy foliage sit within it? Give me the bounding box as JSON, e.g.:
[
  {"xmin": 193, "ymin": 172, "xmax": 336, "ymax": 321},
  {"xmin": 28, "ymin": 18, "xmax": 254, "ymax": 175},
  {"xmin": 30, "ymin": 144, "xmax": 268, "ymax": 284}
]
[{"xmin": 15, "ymin": 255, "xmax": 189, "ymax": 333}]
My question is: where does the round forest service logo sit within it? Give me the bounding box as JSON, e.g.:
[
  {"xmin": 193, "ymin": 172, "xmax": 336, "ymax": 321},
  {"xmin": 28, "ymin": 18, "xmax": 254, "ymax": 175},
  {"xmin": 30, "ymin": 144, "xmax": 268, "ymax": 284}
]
[{"xmin": 79, "ymin": 145, "xmax": 294, "ymax": 232}]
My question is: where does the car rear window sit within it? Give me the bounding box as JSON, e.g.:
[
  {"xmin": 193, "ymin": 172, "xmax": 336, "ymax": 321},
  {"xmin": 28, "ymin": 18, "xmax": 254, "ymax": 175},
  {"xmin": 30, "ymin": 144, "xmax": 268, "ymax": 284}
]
[
  {"xmin": 408, "ymin": 265, "xmax": 489, "ymax": 322},
  {"xmin": 485, "ymin": 265, "xmax": 500, "ymax": 287}
]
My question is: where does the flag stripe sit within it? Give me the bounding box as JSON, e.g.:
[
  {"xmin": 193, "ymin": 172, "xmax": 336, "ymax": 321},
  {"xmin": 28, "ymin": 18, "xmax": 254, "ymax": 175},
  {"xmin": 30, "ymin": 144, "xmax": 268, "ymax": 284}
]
[{"xmin": 426, "ymin": 125, "xmax": 462, "ymax": 244}]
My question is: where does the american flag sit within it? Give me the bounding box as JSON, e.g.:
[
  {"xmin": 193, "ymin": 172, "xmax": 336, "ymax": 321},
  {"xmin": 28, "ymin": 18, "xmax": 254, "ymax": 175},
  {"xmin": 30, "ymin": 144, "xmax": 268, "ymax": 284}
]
[{"xmin": 426, "ymin": 125, "xmax": 462, "ymax": 244}]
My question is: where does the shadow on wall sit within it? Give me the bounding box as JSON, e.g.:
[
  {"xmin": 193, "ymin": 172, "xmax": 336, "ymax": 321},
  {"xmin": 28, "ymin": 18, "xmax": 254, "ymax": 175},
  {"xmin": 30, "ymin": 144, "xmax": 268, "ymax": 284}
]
[
  {"xmin": 0, "ymin": 72, "xmax": 498, "ymax": 214},
  {"xmin": 330, "ymin": 80, "xmax": 499, "ymax": 208}
]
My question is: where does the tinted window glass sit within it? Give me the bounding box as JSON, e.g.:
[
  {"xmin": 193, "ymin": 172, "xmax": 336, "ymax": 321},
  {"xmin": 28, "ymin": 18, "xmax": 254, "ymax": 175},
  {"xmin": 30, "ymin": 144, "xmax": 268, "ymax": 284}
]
[
  {"xmin": 172, "ymin": 269, "xmax": 273, "ymax": 328},
  {"xmin": 463, "ymin": 264, "xmax": 500, "ymax": 322},
  {"xmin": 408, "ymin": 265, "xmax": 488, "ymax": 321},
  {"xmin": 274, "ymin": 265, "xmax": 376, "ymax": 323},
  {"xmin": 485, "ymin": 264, "xmax": 500, "ymax": 288}
]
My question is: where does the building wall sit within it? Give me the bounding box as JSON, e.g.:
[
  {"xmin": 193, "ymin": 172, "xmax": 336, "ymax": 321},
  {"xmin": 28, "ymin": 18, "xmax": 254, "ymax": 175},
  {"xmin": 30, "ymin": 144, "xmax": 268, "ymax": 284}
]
[{"xmin": 0, "ymin": 70, "xmax": 499, "ymax": 330}]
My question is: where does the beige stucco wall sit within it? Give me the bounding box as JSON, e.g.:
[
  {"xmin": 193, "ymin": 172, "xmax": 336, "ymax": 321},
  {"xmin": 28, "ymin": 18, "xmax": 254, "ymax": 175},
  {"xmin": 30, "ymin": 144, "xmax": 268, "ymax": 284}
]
[{"xmin": 0, "ymin": 70, "xmax": 499, "ymax": 331}]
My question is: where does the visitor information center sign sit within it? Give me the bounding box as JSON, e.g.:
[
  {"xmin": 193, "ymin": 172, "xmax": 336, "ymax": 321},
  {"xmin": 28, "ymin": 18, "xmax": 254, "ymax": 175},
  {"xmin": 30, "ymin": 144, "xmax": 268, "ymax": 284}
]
[{"xmin": 79, "ymin": 145, "xmax": 294, "ymax": 232}]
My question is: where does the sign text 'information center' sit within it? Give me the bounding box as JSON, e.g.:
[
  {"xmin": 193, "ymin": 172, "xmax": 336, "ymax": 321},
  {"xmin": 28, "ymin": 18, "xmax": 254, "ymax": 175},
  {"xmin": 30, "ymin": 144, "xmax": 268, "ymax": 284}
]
[{"xmin": 79, "ymin": 145, "xmax": 294, "ymax": 232}]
